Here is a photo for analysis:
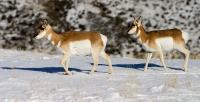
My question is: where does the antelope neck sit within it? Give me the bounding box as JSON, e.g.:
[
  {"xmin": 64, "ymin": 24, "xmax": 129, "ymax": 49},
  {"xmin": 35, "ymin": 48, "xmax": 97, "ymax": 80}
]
[
  {"xmin": 47, "ymin": 28, "xmax": 62, "ymax": 46},
  {"xmin": 138, "ymin": 26, "xmax": 148, "ymax": 43}
]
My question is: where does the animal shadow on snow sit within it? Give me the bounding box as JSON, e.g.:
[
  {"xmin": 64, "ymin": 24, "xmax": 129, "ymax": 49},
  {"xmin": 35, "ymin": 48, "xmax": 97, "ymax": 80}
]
[
  {"xmin": 97, "ymin": 63, "xmax": 183, "ymax": 71},
  {"xmin": 1, "ymin": 63, "xmax": 183, "ymax": 74},
  {"xmin": 112, "ymin": 63, "xmax": 162, "ymax": 71},
  {"xmin": 1, "ymin": 67, "xmax": 99, "ymax": 74}
]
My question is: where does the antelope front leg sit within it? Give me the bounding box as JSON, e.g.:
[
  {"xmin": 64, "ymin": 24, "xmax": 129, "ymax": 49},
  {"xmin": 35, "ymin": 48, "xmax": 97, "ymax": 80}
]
[
  {"xmin": 183, "ymin": 49, "xmax": 190, "ymax": 72},
  {"xmin": 61, "ymin": 54, "xmax": 72, "ymax": 75},
  {"xmin": 144, "ymin": 53, "xmax": 152, "ymax": 71}
]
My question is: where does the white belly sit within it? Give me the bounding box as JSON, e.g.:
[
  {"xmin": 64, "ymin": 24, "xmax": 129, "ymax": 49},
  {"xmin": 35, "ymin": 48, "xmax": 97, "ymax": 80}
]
[
  {"xmin": 70, "ymin": 40, "xmax": 91, "ymax": 55},
  {"xmin": 156, "ymin": 37, "xmax": 174, "ymax": 51}
]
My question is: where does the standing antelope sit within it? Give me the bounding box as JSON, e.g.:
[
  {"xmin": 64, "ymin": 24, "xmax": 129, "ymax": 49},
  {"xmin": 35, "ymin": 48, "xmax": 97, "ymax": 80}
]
[
  {"xmin": 35, "ymin": 19, "xmax": 113, "ymax": 75},
  {"xmin": 128, "ymin": 17, "xmax": 190, "ymax": 72}
]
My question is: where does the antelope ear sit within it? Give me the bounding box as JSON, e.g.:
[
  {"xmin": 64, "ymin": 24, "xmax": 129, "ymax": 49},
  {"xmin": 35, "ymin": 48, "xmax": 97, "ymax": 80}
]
[
  {"xmin": 132, "ymin": 21, "xmax": 135, "ymax": 25},
  {"xmin": 133, "ymin": 16, "xmax": 136, "ymax": 21},
  {"xmin": 137, "ymin": 16, "xmax": 142, "ymax": 26},
  {"xmin": 137, "ymin": 16, "xmax": 141, "ymax": 21},
  {"xmin": 39, "ymin": 19, "xmax": 48, "ymax": 25}
]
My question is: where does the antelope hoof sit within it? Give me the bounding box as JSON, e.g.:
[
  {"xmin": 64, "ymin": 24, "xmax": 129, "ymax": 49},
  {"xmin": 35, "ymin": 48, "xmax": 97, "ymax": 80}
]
[
  {"xmin": 108, "ymin": 71, "xmax": 113, "ymax": 74},
  {"xmin": 89, "ymin": 71, "xmax": 95, "ymax": 74},
  {"xmin": 184, "ymin": 68, "xmax": 188, "ymax": 72},
  {"xmin": 63, "ymin": 71, "xmax": 72, "ymax": 75}
]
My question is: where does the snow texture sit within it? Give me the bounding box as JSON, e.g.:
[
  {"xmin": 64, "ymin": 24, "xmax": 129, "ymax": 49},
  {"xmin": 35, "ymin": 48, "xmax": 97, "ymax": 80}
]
[{"xmin": 0, "ymin": 49, "xmax": 200, "ymax": 102}]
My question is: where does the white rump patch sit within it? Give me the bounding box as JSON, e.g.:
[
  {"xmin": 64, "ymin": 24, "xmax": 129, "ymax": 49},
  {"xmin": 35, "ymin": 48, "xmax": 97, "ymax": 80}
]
[
  {"xmin": 181, "ymin": 30, "xmax": 189, "ymax": 43},
  {"xmin": 70, "ymin": 40, "xmax": 91, "ymax": 55},
  {"xmin": 100, "ymin": 34, "xmax": 107, "ymax": 50},
  {"xmin": 57, "ymin": 41, "xmax": 62, "ymax": 48},
  {"xmin": 47, "ymin": 34, "xmax": 52, "ymax": 40},
  {"xmin": 156, "ymin": 37, "xmax": 174, "ymax": 51}
]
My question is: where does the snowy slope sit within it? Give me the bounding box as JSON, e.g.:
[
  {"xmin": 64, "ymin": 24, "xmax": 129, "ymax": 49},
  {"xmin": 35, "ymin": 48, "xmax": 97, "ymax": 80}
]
[{"xmin": 0, "ymin": 49, "xmax": 200, "ymax": 102}]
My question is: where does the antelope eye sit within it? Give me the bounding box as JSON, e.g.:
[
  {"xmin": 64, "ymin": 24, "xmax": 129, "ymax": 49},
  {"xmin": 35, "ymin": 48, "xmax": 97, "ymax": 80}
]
[
  {"xmin": 39, "ymin": 25, "xmax": 45, "ymax": 30},
  {"xmin": 128, "ymin": 22, "xmax": 134, "ymax": 28}
]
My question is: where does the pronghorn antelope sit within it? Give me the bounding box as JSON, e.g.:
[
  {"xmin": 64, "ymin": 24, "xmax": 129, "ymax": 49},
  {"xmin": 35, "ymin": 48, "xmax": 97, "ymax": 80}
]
[
  {"xmin": 35, "ymin": 19, "xmax": 113, "ymax": 75},
  {"xmin": 128, "ymin": 17, "xmax": 190, "ymax": 72}
]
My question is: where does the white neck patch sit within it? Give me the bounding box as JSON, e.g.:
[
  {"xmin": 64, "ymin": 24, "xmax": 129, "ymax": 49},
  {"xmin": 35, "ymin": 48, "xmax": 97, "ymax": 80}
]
[
  {"xmin": 35, "ymin": 31, "xmax": 46, "ymax": 39},
  {"xmin": 51, "ymin": 41, "xmax": 55, "ymax": 45},
  {"xmin": 137, "ymin": 30, "xmax": 141, "ymax": 37},
  {"xmin": 47, "ymin": 33, "xmax": 52, "ymax": 41},
  {"xmin": 57, "ymin": 41, "xmax": 62, "ymax": 48}
]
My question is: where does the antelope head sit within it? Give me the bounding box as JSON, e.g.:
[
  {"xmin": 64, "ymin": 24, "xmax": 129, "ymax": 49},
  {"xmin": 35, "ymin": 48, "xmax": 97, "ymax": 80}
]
[
  {"xmin": 128, "ymin": 16, "xmax": 142, "ymax": 36},
  {"xmin": 35, "ymin": 19, "xmax": 52, "ymax": 39}
]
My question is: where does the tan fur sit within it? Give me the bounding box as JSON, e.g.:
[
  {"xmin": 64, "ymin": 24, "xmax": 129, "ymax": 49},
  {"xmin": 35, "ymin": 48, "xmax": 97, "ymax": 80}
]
[
  {"xmin": 138, "ymin": 27, "xmax": 185, "ymax": 49},
  {"xmin": 128, "ymin": 17, "xmax": 190, "ymax": 72},
  {"xmin": 43, "ymin": 26, "xmax": 104, "ymax": 51},
  {"xmin": 36, "ymin": 23, "xmax": 113, "ymax": 75}
]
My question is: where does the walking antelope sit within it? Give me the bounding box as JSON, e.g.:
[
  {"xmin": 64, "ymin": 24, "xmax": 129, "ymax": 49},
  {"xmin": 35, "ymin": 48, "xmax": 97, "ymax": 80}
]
[
  {"xmin": 128, "ymin": 17, "xmax": 190, "ymax": 72},
  {"xmin": 35, "ymin": 19, "xmax": 113, "ymax": 75}
]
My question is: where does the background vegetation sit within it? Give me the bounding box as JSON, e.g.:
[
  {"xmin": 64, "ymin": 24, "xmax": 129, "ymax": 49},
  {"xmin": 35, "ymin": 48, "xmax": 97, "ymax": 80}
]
[{"xmin": 0, "ymin": 0, "xmax": 199, "ymax": 59}]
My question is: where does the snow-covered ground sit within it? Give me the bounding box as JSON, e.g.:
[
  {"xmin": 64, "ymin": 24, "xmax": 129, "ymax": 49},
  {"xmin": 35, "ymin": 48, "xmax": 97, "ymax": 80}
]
[{"xmin": 0, "ymin": 49, "xmax": 200, "ymax": 102}]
